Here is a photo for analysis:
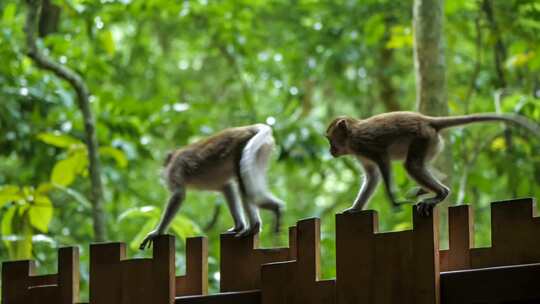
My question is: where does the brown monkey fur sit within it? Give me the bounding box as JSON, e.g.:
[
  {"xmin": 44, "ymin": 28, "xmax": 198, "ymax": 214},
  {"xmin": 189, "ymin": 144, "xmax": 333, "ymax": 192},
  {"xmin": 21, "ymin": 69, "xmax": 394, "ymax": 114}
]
[{"xmin": 326, "ymin": 111, "xmax": 540, "ymax": 216}]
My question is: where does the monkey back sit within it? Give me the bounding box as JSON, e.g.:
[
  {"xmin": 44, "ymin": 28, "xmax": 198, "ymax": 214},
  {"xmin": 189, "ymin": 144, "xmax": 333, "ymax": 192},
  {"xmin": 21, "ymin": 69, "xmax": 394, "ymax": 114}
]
[{"xmin": 163, "ymin": 125, "xmax": 261, "ymax": 191}]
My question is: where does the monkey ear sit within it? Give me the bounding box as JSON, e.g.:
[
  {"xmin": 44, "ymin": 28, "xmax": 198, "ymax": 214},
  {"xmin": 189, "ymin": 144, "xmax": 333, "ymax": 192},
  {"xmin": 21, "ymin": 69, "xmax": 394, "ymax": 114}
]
[{"xmin": 336, "ymin": 119, "xmax": 349, "ymax": 134}]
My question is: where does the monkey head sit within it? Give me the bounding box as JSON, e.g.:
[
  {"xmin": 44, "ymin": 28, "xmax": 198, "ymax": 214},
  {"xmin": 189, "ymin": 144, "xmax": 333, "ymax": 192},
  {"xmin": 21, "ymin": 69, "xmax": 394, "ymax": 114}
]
[{"xmin": 326, "ymin": 116, "xmax": 352, "ymax": 157}]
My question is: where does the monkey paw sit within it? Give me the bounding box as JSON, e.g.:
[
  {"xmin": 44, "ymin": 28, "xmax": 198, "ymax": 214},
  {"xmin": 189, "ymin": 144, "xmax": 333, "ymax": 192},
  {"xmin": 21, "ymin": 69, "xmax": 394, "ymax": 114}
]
[
  {"xmin": 139, "ymin": 230, "xmax": 160, "ymax": 251},
  {"xmin": 415, "ymin": 202, "xmax": 435, "ymax": 217},
  {"xmin": 224, "ymin": 225, "xmax": 246, "ymax": 235},
  {"xmin": 235, "ymin": 223, "xmax": 260, "ymax": 238}
]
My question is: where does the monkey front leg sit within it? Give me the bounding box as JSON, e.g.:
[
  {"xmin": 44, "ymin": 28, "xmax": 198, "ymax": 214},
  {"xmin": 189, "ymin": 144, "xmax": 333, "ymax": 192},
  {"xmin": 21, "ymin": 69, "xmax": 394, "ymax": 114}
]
[
  {"xmin": 375, "ymin": 156, "xmax": 408, "ymax": 210},
  {"xmin": 221, "ymin": 182, "xmax": 247, "ymax": 234},
  {"xmin": 343, "ymin": 162, "xmax": 380, "ymax": 213},
  {"xmin": 140, "ymin": 187, "xmax": 185, "ymax": 250}
]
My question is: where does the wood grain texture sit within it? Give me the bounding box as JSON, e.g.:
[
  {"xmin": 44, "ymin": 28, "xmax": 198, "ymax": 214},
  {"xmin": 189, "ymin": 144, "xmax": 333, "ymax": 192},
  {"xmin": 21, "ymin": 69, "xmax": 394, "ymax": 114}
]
[
  {"xmin": 3, "ymin": 198, "xmax": 540, "ymax": 304},
  {"xmin": 441, "ymin": 262, "xmax": 540, "ymax": 303},
  {"xmin": 220, "ymin": 227, "xmax": 296, "ymax": 292},
  {"xmin": 438, "ymin": 198, "xmax": 540, "ymax": 270},
  {"xmin": 120, "ymin": 258, "xmax": 154, "ymax": 304},
  {"xmin": 473, "ymin": 197, "xmax": 540, "ymax": 268},
  {"xmin": 1, "ymin": 247, "xmax": 79, "ymax": 304},
  {"xmin": 336, "ymin": 206, "xmax": 439, "ymax": 304},
  {"xmin": 336, "ymin": 210, "xmax": 378, "ymax": 304},
  {"xmin": 176, "ymin": 237, "xmax": 208, "ymax": 296},
  {"xmin": 90, "ymin": 242, "xmax": 126, "ymax": 304},
  {"xmin": 261, "ymin": 218, "xmax": 336, "ymax": 304},
  {"xmin": 1, "ymin": 260, "xmax": 34, "ymax": 304},
  {"xmin": 175, "ymin": 290, "xmax": 261, "ymax": 304},
  {"xmin": 440, "ymin": 205, "xmax": 473, "ymax": 271}
]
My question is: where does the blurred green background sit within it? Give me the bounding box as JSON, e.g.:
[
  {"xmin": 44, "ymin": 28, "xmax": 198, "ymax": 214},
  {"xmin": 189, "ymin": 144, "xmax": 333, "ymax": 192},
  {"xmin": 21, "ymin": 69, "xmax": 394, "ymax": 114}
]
[{"xmin": 1, "ymin": 0, "xmax": 539, "ymax": 300}]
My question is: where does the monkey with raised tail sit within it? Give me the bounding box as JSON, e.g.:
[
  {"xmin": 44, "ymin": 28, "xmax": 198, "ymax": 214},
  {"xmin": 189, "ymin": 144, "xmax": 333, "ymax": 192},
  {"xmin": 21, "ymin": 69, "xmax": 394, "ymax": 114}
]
[
  {"xmin": 326, "ymin": 111, "xmax": 540, "ymax": 216},
  {"xmin": 140, "ymin": 124, "xmax": 284, "ymax": 250}
]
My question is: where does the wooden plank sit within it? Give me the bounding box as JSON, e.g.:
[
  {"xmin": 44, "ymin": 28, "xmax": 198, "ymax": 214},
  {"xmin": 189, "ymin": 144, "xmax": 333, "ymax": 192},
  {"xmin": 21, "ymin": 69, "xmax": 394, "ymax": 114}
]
[
  {"xmin": 89, "ymin": 242, "xmax": 126, "ymax": 304},
  {"xmin": 58, "ymin": 247, "xmax": 80, "ymax": 304},
  {"xmin": 373, "ymin": 231, "xmax": 413, "ymax": 304},
  {"xmin": 296, "ymin": 218, "xmax": 319, "ymax": 281},
  {"xmin": 28, "ymin": 285, "xmax": 58, "ymax": 304},
  {"xmin": 492, "ymin": 198, "xmax": 538, "ymax": 266},
  {"xmin": 336, "ymin": 207, "xmax": 438, "ymax": 304},
  {"xmin": 441, "ymin": 263, "xmax": 540, "ymax": 303},
  {"xmin": 260, "ymin": 218, "xmax": 336, "ymax": 304},
  {"xmin": 440, "ymin": 205, "xmax": 473, "ymax": 271},
  {"xmin": 220, "ymin": 232, "xmax": 259, "ymax": 292},
  {"xmin": 335, "ymin": 210, "xmax": 378, "ymax": 304},
  {"xmin": 260, "ymin": 261, "xmax": 293, "ymax": 303},
  {"xmin": 28, "ymin": 274, "xmax": 57, "ymax": 287},
  {"xmin": 296, "ymin": 218, "xmax": 336, "ymax": 304},
  {"xmin": 471, "ymin": 198, "xmax": 540, "ymax": 268},
  {"xmin": 120, "ymin": 259, "xmax": 154, "ymax": 304},
  {"xmin": 220, "ymin": 229, "xmax": 294, "ymax": 292},
  {"xmin": 176, "ymin": 237, "xmax": 208, "ymax": 296},
  {"xmin": 1, "ymin": 260, "xmax": 34, "ymax": 304},
  {"xmin": 288, "ymin": 226, "xmax": 297, "ymax": 260},
  {"xmin": 152, "ymin": 235, "xmax": 175, "ymax": 304},
  {"xmin": 412, "ymin": 205, "xmax": 440, "ymax": 304},
  {"xmin": 28, "ymin": 285, "xmax": 56, "ymax": 304},
  {"xmin": 175, "ymin": 290, "xmax": 261, "ymax": 304}
]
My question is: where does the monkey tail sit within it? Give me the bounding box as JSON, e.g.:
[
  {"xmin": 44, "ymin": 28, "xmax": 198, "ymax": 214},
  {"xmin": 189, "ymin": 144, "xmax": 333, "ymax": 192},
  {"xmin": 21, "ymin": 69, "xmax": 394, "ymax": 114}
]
[
  {"xmin": 239, "ymin": 124, "xmax": 275, "ymax": 204},
  {"xmin": 430, "ymin": 113, "xmax": 540, "ymax": 136}
]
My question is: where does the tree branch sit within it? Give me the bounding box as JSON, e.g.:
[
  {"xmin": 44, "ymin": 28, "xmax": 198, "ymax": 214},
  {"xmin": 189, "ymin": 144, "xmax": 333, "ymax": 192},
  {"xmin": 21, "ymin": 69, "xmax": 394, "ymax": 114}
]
[
  {"xmin": 482, "ymin": 0, "xmax": 517, "ymax": 196},
  {"xmin": 456, "ymin": 132, "xmax": 502, "ymax": 204},
  {"xmin": 24, "ymin": 0, "xmax": 107, "ymax": 241}
]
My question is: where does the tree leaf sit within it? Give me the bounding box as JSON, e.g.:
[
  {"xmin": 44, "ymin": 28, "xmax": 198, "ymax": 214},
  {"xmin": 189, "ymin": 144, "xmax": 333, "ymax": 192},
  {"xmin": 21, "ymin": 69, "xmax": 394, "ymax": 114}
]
[
  {"xmin": 1, "ymin": 206, "xmax": 16, "ymax": 238},
  {"xmin": 52, "ymin": 185, "xmax": 92, "ymax": 209},
  {"xmin": 2, "ymin": 3, "xmax": 16, "ymax": 23},
  {"xmin": 29, "ymin": 195, "xmax": 53, "ymax": 233},
  {"xmin": 37, "ymin": 132, "xmax": 83, "ymax": 148},
  {"xmin": 50, "ymin": 153, "xmax": 87, "ymax": 186},
  {"xmin": 36, "ymin": 182, "xmax": 55, "ymax": 194},
  {"xmin": 364, "ymin": 14, "xmax": 385, "ymax": 45},
  {"xmin": 0, "ymin": 185, "xmax": 23, "ymax": 208},
  {"xmin": 170, "ymin": 215, "xmax": 201, "ymax": 241},
  {"xmin": 99, "ymin": 30, "xmax": 116, "ymax": 56},
  {"xmin": 118, "ymin": 206, "xmax": 159, "ymax": 222},
  {"xmin": 100, "ymin": 146, "xmax": 128, "ymax": 168}
]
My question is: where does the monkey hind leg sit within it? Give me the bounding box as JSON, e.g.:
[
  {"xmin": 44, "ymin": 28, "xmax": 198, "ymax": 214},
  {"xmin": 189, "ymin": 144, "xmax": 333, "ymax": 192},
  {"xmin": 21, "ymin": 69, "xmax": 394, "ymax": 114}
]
[
  {"xmin": 239, "ymin": 124, "xmax": 274, "ymax": 204},
  {"xmin": 258, "ymin": 195, "xmax": 284, "ymax": 233},
  {"xmin": 405, "ymin": 139, "xmax": 450, "ymax": 216}
]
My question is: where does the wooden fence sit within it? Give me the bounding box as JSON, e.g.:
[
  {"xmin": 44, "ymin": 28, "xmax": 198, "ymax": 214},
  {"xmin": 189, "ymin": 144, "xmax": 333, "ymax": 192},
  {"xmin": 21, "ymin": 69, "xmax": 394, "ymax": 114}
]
[{"xmin": 2, "ymin": 197, "xmax": 540, "ymax": 304}]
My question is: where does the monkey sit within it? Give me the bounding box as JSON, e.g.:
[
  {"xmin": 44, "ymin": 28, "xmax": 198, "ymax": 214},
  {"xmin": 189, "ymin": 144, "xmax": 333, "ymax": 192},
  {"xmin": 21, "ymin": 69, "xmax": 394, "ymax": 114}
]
[
  {"xmin": 326, "ymin": 111, "xmax": 540, "ymax": 216},
  {"xmin": 139, "ymin": 124, "xmax": 285, "ymax": 250}
]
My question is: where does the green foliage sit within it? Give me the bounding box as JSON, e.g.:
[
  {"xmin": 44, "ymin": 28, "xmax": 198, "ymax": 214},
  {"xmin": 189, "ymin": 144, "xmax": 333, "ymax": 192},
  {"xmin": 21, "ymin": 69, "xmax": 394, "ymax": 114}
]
[
  {"xmin": 0, "ymin": 184, "xmax": 54, "ymax": 259},
  {"xmin": 1, "ymin": 0, "xmax": 540, "ymax": 299}
]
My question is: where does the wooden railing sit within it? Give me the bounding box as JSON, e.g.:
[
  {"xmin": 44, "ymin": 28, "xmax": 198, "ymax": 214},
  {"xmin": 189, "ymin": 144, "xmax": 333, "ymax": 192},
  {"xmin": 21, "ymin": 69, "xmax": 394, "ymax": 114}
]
[{"xmin": 2, "ymin": 198, "xmax": 540, "ymax": 304}]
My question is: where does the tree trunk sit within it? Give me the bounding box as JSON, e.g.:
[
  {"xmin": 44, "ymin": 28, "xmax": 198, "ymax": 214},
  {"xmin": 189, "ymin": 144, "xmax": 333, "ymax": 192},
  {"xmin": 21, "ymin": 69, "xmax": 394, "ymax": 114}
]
[
  {"xmin": 413, "ymin": 0, "xmax": 453, "ymax": 200},
  {"xmin": 377, "ymin": 16, "xmax": 401, "ymax": 112},
  {"xmin": 413, "ymin": 0, "xmax": 448, "ymax": 115},
  {"xmin": 25, "ymin": 0, "xmax": 107, "ymax": 241},
  {"xmin": 413, "ymin": 0, "xmax": 450, "ymax": 246}
]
